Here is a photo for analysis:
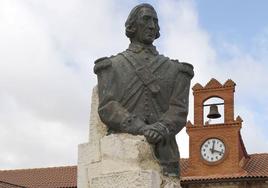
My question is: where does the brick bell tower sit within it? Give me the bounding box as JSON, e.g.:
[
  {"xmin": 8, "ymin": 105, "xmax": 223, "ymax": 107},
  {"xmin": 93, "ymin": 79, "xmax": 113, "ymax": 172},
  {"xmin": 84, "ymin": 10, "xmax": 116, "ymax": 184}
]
[{"xmin": 186, "ymin": 78, "xmax": 249, "ymax": 176}]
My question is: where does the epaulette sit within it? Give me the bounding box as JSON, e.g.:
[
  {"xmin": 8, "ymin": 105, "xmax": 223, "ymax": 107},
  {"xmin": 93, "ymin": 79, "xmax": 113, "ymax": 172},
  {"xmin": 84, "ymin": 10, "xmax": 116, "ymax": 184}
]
[
  {"xmin": 175, "ymin": 61, "xmax": 194, "ymax": 78},
  {"xmin": 93, "ymin": 57, "xmax": 112, "ymax": 74}
]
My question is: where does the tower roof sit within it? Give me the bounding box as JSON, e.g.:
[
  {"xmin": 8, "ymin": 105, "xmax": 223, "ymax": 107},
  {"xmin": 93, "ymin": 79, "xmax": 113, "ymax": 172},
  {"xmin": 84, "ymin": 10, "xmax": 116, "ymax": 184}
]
[{"xmin": 192, "ymin": 78, "xmax": 236, "ymax": 92}]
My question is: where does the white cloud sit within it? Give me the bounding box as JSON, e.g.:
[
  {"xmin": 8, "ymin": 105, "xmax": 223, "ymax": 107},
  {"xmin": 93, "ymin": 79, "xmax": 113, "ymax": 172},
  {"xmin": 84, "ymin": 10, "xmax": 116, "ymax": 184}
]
[
  {"xmin": 239, "ymin": 107, "xmax": 268, "ymax": 154},
  {"xmin": 0, "ymin": 94, "xmax": 83, "ymax": 169},
  {"xmin": 0, "ymin": 0, "xmax": 131, "ymax": 168}
]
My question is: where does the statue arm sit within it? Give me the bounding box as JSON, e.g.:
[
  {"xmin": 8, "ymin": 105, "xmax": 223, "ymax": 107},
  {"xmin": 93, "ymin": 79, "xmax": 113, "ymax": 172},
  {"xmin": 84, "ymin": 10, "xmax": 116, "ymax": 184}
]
[
  {"xmin": 94, "ymin": 57, "xmax": 146, "ymax": 135},
  {"xmin": 158, "ymin": 63, "xmax": 194, "ymax": 135}
]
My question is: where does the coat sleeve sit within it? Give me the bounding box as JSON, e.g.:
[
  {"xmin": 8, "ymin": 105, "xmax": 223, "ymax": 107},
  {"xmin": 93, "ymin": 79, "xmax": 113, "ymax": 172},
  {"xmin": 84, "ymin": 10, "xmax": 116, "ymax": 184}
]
[
  {"xmin": 94, "ymin": 57, "xmax": 146, "ymax": 135},
  {"xmin": 158, "ymin": 62, "xmax": 194, "ymax": 135}
]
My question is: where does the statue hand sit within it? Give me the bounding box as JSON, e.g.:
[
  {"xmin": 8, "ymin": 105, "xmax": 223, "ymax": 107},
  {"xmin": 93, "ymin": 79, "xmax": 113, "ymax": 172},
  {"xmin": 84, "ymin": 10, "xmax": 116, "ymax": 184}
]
[
  {"xmin": 149, "ymin": 122, "xmax": 169, "ymax": 136},
  {"xmin": 142, "ymin": 122, "xmax": 169, "ymax": 144},
  {"xmin": 144, "ymin": 129, "xmax": 163, "ymax": 144}
]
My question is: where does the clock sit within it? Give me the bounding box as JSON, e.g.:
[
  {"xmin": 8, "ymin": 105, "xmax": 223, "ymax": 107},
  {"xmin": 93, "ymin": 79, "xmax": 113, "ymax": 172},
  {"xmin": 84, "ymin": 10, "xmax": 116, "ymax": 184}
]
[{"xmin": 200, "ymin": 138, "xmax": 226, "ymax": 163}]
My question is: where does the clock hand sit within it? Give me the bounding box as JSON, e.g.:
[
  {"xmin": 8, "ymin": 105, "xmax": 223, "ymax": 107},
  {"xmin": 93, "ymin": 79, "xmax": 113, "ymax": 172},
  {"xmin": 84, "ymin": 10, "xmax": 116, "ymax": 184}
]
[
  {"xmin": 209, "ymin": 140, "xmax": 215, "ymax": 154},
  {"xmin": 213, "ymin": 149, "xmax": 224, "ymax": 155},
  {"xmin": 212, "ymin": 140, "xmax": 215, "ymax": 153},
  {"xmin": 209, "ymin": 148, "xmax": 214, "ymax": 154}
]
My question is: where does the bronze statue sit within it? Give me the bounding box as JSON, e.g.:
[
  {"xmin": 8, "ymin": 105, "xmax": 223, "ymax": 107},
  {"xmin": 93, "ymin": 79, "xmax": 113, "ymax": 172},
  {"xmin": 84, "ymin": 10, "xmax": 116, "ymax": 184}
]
[{"xmin": 94, "ymin": 3, "xmax": 194, "ymax": 177}]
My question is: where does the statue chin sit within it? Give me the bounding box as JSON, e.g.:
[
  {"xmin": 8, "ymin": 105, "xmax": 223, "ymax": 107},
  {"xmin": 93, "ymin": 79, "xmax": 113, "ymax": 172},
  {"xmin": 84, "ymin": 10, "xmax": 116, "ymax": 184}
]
[{"xmin": 142, "ymin": 36, "xmax": 155, "ymax": 45}]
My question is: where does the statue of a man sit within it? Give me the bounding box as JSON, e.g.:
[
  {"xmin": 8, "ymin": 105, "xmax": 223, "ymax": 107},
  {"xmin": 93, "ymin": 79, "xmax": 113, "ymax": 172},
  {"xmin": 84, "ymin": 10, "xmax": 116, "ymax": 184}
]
[{"xmin": 94, "ymin": 3, "xmax": 194, "ymax": 177}]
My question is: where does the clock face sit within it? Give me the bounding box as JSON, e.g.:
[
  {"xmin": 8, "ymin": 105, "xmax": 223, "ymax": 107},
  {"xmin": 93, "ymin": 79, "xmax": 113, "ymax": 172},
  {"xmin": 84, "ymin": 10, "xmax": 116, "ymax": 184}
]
[{"xmin": 200, "ymin": 138, "xmax": 226, "ymax": 163}]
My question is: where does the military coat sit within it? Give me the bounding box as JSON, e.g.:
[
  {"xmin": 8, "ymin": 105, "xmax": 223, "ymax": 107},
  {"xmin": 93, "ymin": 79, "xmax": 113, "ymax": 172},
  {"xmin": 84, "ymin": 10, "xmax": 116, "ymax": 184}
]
[{"xmin": 94, "ymin": 43, "xmax": 194, "ymax": 172}]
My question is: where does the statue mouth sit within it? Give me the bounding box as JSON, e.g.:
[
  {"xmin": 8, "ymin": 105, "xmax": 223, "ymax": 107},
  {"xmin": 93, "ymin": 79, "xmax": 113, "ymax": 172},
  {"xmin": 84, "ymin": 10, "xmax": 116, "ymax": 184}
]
[{"xmin": 145, "ymin": 32, "xmax": 155, "ymax": 38}]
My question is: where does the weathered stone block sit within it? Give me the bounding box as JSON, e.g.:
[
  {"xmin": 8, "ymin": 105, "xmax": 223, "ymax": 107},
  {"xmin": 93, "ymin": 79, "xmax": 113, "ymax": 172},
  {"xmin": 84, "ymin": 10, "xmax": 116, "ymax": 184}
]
[
  {"xmin": 90, "ymin": 170, "xmax": 161, "ymax": 188},
  {"xmin": 100, "ymin": 134, "xmax": 160, "ymax": 173}
]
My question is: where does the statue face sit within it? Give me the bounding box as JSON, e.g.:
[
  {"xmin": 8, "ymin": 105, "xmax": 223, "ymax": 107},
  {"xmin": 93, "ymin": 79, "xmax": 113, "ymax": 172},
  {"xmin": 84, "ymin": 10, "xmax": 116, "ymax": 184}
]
[{"xmin": 134, "ymin": 7, "xmax": 158, "ymax": 45}]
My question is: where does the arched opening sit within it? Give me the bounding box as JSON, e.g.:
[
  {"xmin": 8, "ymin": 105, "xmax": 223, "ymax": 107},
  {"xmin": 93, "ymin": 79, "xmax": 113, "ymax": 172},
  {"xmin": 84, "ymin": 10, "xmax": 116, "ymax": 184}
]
[{"xmin": 203, "ymin": 97, "xmax": 224, "ymax": 125}]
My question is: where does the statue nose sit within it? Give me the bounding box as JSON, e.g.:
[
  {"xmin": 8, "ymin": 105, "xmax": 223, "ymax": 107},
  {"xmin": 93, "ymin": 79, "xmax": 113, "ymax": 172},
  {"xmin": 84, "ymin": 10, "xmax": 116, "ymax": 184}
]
[{"xmin": 148, "ymin": 19, "xmax": 155, "ymax": 29}]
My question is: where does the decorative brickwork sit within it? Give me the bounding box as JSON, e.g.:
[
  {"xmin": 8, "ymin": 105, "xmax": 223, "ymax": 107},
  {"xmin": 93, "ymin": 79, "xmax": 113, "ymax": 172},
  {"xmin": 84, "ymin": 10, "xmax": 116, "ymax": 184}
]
[
  {"xmin": 192, "ymin": 78, "xmax": 236, "ymax": 126},
  {"xmin": 186, "ymin": 78, "xmax": 248, "ymax": 177}
]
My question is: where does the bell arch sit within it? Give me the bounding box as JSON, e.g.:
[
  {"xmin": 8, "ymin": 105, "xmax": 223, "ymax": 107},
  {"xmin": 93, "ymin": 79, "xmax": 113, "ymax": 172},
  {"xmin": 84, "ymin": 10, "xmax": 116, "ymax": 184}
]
[
  {"xmin": 203, "ymin": 97, "xmax": 224, "ymax": 125},
  {"xmin": 192, "ymin": 78, "xmax": 236, "ymax": 126}
]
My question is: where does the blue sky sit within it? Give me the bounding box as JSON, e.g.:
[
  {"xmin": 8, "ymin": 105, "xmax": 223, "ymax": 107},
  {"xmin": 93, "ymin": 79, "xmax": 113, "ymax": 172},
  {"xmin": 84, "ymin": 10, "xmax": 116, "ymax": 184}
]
[
  {"xmin": 196, "ymin": 0, "xmax": 268, "ymax": 133},
  {"xmin": 0, "ymin": 0, "xmax": 267, "ymax": 169},
  {"xmin": 197, "ymin": 0, "xmax": 267, "ymax": 38},
  {"xmin": 196, "ymin": 0, "xmax": 268, "ymax": 60}
]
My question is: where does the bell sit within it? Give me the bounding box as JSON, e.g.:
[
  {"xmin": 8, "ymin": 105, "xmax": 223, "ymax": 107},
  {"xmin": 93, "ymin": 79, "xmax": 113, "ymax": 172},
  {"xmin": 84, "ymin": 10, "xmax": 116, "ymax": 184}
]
[{"xmin": 207, "ymin": 104, "xmax": 221, "ymax": 119}]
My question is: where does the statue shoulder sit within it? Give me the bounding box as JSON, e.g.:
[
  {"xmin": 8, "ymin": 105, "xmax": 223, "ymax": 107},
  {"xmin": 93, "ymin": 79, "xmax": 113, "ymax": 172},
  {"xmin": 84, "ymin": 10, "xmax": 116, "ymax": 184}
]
[
  {"xmin": 93, "ymin": 56, "xmax": 113, "ymax": 74},
  {"xmin": 171, "ymin": 59, "xmax": 194, "ymax": 78},
  {"xmin": 93, "ymin": 53, "xmax": 125, "ymax": 74}
]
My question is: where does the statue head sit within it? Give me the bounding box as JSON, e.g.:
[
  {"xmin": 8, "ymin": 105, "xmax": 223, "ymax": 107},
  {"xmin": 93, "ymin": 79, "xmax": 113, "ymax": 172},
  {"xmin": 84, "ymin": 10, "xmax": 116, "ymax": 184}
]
[{"xmin": 125, "ymin": 3, "xmax": 160, "ymax": 45}]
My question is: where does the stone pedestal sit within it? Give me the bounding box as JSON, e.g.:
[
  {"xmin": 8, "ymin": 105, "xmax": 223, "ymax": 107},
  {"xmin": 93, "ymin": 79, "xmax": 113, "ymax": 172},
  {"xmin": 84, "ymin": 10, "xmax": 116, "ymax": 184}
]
[{"xmin": 78, "ymin": 87, "xmax": 181, "ymax": 188}]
